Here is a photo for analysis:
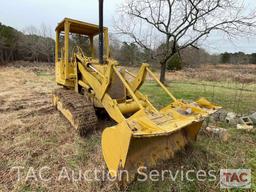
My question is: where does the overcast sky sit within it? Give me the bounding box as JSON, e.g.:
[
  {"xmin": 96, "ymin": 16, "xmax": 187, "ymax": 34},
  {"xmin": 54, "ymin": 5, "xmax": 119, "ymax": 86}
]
[{"xmin": 0, "ymin": 0, "xmax": 256, "ymax": 54}]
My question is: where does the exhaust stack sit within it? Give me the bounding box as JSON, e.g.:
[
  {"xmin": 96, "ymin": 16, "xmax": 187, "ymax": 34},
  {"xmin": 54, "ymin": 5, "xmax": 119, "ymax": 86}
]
[{"xmin": 99, "ymin": 0, "xmax": 104, "ymax": 64}]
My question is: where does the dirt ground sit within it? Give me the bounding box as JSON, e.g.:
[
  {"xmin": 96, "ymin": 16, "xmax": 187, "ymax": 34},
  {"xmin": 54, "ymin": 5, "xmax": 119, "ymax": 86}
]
[
  {"xmin": 0, "ymin": 63, "xmax": 114, "ymax": 191},
  {"xmin": 0, "ymin": 62, "xmax": 255, "ymax": 192}
]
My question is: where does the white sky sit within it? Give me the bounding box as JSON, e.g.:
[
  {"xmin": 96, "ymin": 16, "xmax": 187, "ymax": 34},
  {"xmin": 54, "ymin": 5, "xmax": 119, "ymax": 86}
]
[{"xmin": 0, "ymin": 0, "xmax": 256, "ymax": 54}]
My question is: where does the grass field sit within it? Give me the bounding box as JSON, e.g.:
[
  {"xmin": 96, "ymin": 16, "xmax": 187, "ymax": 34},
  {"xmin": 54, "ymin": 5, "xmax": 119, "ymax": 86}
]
[
  {"xmin": 141, "ymin": 81, "xmax": 256, "ymax": 114},
  {"xmin": 0, "ymin": 63, "xmax": 255, "ymax": 192}
]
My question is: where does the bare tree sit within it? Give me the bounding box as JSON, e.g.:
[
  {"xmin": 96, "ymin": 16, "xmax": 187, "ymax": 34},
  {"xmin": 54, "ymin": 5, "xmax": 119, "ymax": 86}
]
[
  {"xmin": 39, "ymin": 24, "xmax": 54, "ymax": 63},
  {"xmin": 21, "ymin": 26, "xmax": 41, "ymax": 61},
  {"xmin": 21, "ymin": 24, "xmax": 54, "ymax": 62},
  {"xmin": 115, "ymin": 0, "xmax": 256, "ymax": 82},
  {"xmin": 0, "ymin": 36, "xmax": 5, "ymax": 63}
]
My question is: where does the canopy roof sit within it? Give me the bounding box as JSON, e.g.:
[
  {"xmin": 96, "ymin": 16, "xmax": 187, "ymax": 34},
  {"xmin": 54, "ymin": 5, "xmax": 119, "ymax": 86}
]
[{"xmin": 55, "ymin": 18, "xmax": 107, "ymax": 36}]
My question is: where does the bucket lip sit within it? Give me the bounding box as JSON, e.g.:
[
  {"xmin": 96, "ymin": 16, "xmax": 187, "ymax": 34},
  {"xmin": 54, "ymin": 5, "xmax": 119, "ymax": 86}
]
[
  {"xmin": 131, "ymin": 119, "xmax": 202, "ymax": 138},
  {"xmin": 131, "ymin": 107, "xmax": 222, "ymax": 138}
]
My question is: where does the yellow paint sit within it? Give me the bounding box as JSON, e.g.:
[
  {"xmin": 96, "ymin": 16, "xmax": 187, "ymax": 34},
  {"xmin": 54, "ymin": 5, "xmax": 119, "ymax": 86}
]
[
  {"xmin": 52, "ymin": 95, "xmax": 78, "ymax": 129},
  {"xmin": 55, "ymin": 18, "xmax": 110, "ymax": 88},
  {"xmin": 54, "ymin": 18, "xmax": 222, "ymax": 180}
]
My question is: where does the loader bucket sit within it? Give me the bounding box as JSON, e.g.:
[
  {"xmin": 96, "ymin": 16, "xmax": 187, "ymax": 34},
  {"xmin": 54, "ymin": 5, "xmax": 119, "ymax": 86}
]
[{"xmin": 102, "ymin": 98, "xmax": 221, "ymax": 182}]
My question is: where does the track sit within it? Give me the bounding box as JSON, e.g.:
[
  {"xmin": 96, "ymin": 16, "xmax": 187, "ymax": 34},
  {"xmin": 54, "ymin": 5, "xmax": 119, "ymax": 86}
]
[{"xmin": 52, "ymin": 88, "xmax": 97, "ymax": 136}]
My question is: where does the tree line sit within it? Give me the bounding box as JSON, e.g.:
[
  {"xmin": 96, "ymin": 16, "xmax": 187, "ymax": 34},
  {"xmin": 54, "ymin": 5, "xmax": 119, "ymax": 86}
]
[
  {"xmin": 111, "ymin": 39, "xmax": 256, "ymax": 68},
  {"xmin": 0, "ymin": 23, "xmax": 55, "ymax": 63},
  {"xmin": 0, "ymin": 22, "xmax": 255, "ymax": 69},
  {"xmin": 110, "ymin": 39, "xmax": 220, "ymax": 69},
  {"xmin": 220, "ymin": 52, "xmax": 256, "ymax": 64}
]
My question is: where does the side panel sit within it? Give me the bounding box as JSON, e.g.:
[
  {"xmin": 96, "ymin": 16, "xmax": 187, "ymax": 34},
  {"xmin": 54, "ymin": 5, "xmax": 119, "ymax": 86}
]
[{"xmin": 55, "ymin": 60, "xmax": 75, "ymax": 87}]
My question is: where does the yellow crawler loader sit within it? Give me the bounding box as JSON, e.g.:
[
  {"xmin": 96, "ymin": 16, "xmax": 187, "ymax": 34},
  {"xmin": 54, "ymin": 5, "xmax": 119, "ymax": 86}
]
[{"xmin": 53, "ymin": 16, "xmax": 221, "ymax": 181}]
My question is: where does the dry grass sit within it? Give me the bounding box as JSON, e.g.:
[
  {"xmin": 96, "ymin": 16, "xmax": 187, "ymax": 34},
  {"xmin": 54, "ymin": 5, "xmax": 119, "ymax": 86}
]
[
  {"xmin": 126, "ymin": 64, "xmax": 256, "ymax": 83},
  {"xmin": 165, "ymin": 64, "xmax": 256, "ymax": 83},
  {"xmin": 0, "ymin": 62, "xmax": 113, "ymax": 192}
]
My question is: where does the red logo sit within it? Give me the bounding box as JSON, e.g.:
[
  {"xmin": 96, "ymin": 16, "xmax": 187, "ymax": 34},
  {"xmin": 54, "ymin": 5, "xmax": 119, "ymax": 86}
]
[{"xmin": 220, "ymin": 169, "xmax": 251, "ymax": 188}]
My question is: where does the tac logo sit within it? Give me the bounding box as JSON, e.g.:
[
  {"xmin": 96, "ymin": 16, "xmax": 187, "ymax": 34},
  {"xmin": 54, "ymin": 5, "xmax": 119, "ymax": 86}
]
[{"xmin": 220, "ymin": 169, "xmax": 251, "ymax": 189}]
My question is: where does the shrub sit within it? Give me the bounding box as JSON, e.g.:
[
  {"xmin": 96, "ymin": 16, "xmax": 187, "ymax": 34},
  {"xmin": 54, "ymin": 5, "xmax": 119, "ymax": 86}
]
[{"xmin": 167, "ymin": 53, "xmax": 182, "ymax": 70}]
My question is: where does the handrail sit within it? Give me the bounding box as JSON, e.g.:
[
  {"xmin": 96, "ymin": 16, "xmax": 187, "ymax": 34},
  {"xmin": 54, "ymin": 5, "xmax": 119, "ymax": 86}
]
[
  {"xmin": 146, "ymin": 67, "xmax": 177, "ymax": 102},
  {"xmin": 125, "ymin": 69, "xmax": 136, "ymax": 78},
  {"xmin": 87, "ymin": 63, "xmax": 105, "ymax": 79}
]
